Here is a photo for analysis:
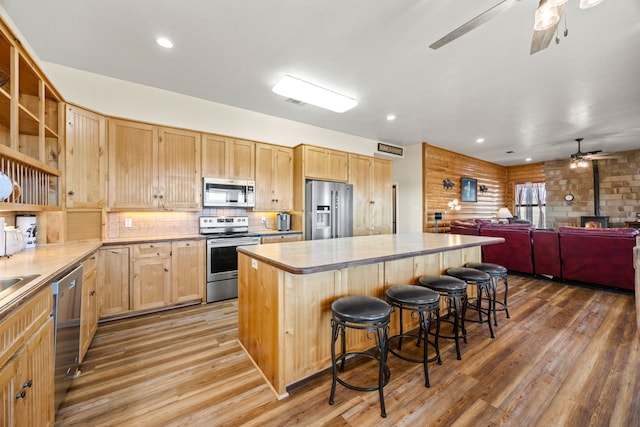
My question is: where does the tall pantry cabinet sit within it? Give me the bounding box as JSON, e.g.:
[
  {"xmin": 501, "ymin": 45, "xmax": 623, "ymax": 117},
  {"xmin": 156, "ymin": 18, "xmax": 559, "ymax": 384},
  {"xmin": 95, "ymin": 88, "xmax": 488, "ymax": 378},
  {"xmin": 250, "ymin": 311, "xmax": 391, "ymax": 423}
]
[{"xmin": 349, "ymin": 154, "xmax": 393, "ymax": 236}]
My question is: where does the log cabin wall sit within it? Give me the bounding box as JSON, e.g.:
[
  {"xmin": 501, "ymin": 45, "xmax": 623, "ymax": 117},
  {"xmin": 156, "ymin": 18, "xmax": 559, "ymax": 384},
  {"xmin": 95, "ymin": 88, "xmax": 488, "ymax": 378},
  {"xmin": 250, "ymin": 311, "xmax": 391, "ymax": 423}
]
[
  {"xmin": 422, "ymin": 144, "xmax": 507, "ymax": 232},
  {"xmin": 505, "ymin": 162, "xmax": 545, "ymax": 212}
]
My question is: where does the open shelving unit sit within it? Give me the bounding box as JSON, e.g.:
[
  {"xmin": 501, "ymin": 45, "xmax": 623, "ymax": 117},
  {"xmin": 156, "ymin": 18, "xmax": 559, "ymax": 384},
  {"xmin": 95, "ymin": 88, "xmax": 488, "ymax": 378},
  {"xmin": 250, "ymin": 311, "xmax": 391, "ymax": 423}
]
[{"xmin": 0, "ymin": 21, "xmax": 62, "ymax": 212}]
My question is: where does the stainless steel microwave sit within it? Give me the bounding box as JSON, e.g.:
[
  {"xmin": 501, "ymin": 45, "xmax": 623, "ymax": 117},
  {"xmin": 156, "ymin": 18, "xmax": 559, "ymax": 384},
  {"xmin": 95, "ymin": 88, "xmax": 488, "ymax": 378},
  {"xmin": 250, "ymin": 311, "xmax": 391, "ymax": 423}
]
[{"xmin": 203, "ymin": 177, "xmax": 255, "ymax": 208}]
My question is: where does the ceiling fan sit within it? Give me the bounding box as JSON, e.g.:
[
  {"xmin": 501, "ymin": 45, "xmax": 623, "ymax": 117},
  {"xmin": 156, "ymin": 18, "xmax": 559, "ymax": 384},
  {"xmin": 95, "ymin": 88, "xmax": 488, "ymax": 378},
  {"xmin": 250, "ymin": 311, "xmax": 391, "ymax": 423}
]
[
  {"xmin": 429, "ymin": 0, "xmax": 601, "ymax": 55},
  {"xmin": 569, "ymin": 138, "xmax": 617, "ymax": 167}
]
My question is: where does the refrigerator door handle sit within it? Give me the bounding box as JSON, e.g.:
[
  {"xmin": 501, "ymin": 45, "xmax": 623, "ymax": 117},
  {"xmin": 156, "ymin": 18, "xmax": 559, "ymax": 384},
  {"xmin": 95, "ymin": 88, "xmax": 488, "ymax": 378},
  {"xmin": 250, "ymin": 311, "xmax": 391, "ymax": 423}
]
[
  {"xmin": 334, "ymin": 190, "xmax": 338, "ymax": 238},
  {"xmin": 331, "ymin": 190, "xmax": 335, "ymax": 238}
]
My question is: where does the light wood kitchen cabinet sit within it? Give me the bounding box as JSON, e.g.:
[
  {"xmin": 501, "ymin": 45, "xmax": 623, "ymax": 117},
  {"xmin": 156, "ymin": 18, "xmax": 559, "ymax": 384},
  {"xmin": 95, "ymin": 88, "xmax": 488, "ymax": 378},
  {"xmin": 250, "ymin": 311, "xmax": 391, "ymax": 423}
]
[
  {"xmin": 260, "ymin": 234, "xmax": 302, "ymax": 244},
  {"xmin": 202, "ymin": 134, "xmax": 255, "ymax": 180},
  {"xmin": 349, "ymin": 154, "xmax": 392, "ymax": 236},
  {"xmin": 80, "ymin": 251, "xmax": 98, "ymax": 361},
  {"xmin": 0, "ymin": 288, "xmax": 55, "ymax": 427},
  {"xmin": 131, "ymin": 243, "xmax": 172, "ymax": 311},
  {"xmin": 65, "ymin": 105, "xmax": 106, "ymax": 208},
  {"xmin": 301, "ymin": 145, "xmax": 348, "ymax": 182},
  {"xmin": 107, "ymin": 119, "xmax": 201, "ymax": 210},
  {"xmin": 255, "ymin": 143, "xmax": 293, "ymax": 211},
  {"xmin": 171, "ymin": 240, "xmax": 205, "ymax": 304},
  {"xmin": 98, "ymin": 246, "xmax": 131, "ymax": 317}
]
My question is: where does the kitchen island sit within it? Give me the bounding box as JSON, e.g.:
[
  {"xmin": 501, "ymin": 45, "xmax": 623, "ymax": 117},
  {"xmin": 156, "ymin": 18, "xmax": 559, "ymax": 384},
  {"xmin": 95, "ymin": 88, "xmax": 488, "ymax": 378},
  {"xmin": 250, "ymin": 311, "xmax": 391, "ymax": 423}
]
[{"xmin": 237, "ymin": 232, "xmax": 503, "ymax": 397}]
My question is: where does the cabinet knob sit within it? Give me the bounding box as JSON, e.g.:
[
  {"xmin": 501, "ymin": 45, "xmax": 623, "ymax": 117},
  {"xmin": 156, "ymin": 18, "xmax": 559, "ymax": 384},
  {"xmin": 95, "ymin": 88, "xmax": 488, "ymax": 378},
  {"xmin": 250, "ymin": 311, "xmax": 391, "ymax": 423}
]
[
  {"xmin": 68, "ymin": 190, "xmax": 74, "ymax": 196},
  {"xmin": 153, "ymin": 195, "xmax": 158, "ymax": 199},
  {"xmin": 15, "ymin": 390, "xmax": 26, "ymax": 399},
  {"xmin": 164, "ymin": 268, "xmax": 169, "ymax": 272},
  {"xmin": 22, "ymin": 380, "xmax": 33, "ymax": 388},
  {"xmin": 90, "ymin": 290, "xmax": 96, "ymax": 296}
]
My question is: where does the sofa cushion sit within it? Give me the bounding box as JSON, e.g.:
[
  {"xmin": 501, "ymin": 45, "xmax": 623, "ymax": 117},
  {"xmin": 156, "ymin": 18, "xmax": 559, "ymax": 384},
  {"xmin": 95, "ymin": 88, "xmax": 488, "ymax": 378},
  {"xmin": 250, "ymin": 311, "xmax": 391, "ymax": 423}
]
[{"xmin": 479, "ymin": 226, "xmax": 534, "ymax": 274}]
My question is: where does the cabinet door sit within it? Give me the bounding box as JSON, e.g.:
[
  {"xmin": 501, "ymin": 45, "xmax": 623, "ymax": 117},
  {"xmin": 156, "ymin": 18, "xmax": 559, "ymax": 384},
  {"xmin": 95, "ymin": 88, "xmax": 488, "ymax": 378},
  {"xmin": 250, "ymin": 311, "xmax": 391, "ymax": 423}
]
[
  {"xmin": 349, "ymin": 154, "xmax": 372, "ymax": 236},
  {"xmin": 171, "ymin": 240, "xmax": 204, "ymax": 304},
  {"xmin": 229, "ymin": 138, "xmax": 255, "ymax": 180},
  {"xmin": 14, "ymin": 318, "xmax": 55, "ymax": 427},
  {"xmin": 254, "ymin": 143, "xmax": 275, "ymax": 210},
  {"xmin": 132, "ymin": 244, "xmax": 172, "ymax": 311},
  {"xmin": 80, "ymin": 252, "xmax": 98, "ymax": 361},
  {"xmin": 65, "ymin": 105, "xmax": 106, "ymax": 208},
  {"xmin": 328, "ymin": 150, "xmax": 348, "ymax": 182},
  {"xmin": 98, "ymin": 247, "xmax": 130, "ymax": 317},
  {"xmin": 201, "ymin": 134, "xmax": 228, "ymax": 178},
  {"xmin": 107, "ymin": 119, "xmax": 158, "ymax": 209},
  {"xmin": 158, "ymin": 127, "xmax": 201, "ymax": 210},
  {"xmin": 371, "ymin": 158, "xmax": 392, "ymax": 234},
  {"xmin": 272, "ymin": 146, "xmax": 293, "ymax": 210},
  {"xmin": 304, "ymin": 145, "xmax": 329, "ymax": 180},
  {"xmin": 0, "ymin": 358, "xmax": 17, "ymax": 426}
]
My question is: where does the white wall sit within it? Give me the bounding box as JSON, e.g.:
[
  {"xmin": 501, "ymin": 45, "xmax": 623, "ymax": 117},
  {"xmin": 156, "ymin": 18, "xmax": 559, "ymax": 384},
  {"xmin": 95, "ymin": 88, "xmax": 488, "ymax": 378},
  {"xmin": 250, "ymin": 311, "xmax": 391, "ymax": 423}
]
[
  {"xmin": 392, "ymin": 143, "xmax": 423, "ymax": 233},
  {"xmin": 43, "ymin": 63, "xmax": 382, "ymax": 157}
]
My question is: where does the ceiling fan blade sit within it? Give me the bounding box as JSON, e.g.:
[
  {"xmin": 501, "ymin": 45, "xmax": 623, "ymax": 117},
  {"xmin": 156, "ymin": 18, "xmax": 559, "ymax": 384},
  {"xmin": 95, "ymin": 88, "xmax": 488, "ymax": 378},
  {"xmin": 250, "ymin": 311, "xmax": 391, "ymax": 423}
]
[
  {"xmin": 530, "ymin": 2, "xmax": 566, "ymax": 55},
  {"xmin": 429, "ymin": 0, "xmax": 518, "ymax": 50}
]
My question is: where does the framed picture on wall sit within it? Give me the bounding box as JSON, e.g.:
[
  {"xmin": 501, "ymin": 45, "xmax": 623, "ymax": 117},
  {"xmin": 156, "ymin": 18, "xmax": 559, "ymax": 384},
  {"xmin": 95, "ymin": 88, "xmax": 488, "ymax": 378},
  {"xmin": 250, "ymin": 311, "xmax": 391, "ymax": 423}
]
[{"xmin": 461, "ymin": 177, "xmax": 477, "ymax": 202}]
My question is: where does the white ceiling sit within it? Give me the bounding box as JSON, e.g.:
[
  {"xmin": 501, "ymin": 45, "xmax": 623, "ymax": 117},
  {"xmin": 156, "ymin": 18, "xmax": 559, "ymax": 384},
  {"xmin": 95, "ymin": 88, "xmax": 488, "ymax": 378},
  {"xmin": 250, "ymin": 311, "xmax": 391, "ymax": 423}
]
[{"xmin": 2, "ymin": 0, "xmax": 639, "ymax": 166}]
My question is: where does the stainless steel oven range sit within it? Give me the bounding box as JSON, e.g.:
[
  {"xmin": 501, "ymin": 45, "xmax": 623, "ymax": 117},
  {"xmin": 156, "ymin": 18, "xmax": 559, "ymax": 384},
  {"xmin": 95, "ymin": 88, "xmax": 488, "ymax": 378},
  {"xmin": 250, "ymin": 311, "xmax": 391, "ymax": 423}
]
[{"xmin": 200, "ymin": 216, "xmax": 260, "ymax": 303}]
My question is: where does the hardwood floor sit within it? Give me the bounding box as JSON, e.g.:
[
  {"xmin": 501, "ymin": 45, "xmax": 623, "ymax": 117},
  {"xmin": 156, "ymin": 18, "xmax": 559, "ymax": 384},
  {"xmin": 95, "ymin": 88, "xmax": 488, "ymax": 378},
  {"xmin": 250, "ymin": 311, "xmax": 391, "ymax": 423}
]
[{"xmin": 55, "ymin": 275, "xmax": 640, "ymax": 426}]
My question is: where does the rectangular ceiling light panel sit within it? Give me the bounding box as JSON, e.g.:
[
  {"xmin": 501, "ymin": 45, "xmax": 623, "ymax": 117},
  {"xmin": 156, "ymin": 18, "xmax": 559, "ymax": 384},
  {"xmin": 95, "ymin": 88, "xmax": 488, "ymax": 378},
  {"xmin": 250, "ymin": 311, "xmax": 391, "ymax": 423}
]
[{"xmin": 272, "ymin": 75, "xmax": 357, "ymax": 113}]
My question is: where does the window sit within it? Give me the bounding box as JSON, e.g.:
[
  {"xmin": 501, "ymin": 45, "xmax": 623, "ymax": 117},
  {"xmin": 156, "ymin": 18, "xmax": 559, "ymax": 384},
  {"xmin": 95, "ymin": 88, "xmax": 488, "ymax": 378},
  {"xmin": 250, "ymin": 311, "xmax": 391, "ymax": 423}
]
[{"xmin": 515, "ymin": 182, "xmax": 546, "ymax": 228}]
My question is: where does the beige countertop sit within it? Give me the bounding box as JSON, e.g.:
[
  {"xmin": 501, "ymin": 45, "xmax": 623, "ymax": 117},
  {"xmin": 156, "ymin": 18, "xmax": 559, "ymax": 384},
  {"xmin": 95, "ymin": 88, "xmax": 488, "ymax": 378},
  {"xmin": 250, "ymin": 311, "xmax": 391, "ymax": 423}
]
[
  {"xmin": 238, "ymin": 232, "xmax": 503, "ymax": 274},
  {"xmin": 1, "ymin": 240, "xmax": 102, "ymax": 316}
]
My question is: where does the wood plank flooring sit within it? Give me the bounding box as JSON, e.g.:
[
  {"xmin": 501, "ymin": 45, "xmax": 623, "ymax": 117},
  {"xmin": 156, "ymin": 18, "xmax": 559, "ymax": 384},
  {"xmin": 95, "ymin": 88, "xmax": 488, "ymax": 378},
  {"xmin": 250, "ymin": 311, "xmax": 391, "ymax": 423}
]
[{"xmin": 55, "ymin": 275, "xmax": 640, "ymax": 426}]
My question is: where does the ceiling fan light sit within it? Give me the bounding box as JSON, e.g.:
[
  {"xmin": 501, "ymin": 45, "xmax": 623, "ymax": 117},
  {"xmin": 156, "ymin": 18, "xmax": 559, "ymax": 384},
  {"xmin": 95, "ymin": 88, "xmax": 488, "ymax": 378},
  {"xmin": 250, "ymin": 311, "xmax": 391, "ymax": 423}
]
[
  {"xmin": 580, "ymin": 0, "xmax": 605, "ymax": 9},
  {"xmin": 534, "ymin": 4, "xmax": 560, "ymax": 31}
]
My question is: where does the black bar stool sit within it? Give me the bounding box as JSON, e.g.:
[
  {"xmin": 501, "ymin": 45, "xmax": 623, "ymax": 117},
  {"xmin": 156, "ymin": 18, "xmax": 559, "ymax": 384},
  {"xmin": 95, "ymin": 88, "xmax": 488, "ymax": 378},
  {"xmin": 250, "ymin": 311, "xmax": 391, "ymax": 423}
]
[
  {"xmin": 329, "ymin": 295, "xmax": 392, "ymax": 418},
  {"xmin": 464, "ymin": 262, "xmax": 510, "ymax": 326},
  {"xmin": 446, "ymin": 267, "xmax": 495, "ymax": 339},
  {"xmin": 417, "ymin": 275, "xmax": 468, "ymax": 360},
  {"xmin": 385, "ymin": 285, "xmax": 441, "ymax": 387}
]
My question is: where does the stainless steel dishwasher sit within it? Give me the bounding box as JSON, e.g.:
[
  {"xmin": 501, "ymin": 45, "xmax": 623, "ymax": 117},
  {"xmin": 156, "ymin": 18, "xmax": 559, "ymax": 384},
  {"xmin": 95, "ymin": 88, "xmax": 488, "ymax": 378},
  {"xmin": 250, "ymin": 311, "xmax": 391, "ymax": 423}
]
[{"xmin": 52, "ymin": 264, "xmax": 83, "ymax": 411}]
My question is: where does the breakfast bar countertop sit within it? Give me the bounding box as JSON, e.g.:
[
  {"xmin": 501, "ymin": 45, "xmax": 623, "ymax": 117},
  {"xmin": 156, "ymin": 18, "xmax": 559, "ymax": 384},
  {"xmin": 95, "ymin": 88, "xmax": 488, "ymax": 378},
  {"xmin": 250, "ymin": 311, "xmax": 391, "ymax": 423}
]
[{"xmin": 238, "ymin": 232, "xmax": 503, "ymax": 275}]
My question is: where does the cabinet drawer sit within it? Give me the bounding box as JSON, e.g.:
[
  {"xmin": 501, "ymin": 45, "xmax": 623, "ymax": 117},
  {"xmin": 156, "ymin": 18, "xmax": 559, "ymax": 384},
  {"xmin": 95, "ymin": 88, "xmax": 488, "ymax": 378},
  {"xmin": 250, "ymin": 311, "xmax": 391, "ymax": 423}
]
[
  {"xmin": 133, "ymin": 243, "xmax": 172, "ymax": 258},
  {"xmin": 82, "ymin": 251, "xmax": 98, "ymax": 273},
  {"xmin": 261, "ymin": 234, "xmax": 302, "ymax": 244}
]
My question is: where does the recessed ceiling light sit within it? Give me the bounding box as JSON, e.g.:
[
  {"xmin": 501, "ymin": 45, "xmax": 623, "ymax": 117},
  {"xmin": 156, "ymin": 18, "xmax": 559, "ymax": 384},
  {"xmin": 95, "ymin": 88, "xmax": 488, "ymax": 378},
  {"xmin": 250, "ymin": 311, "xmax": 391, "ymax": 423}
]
[
  {"xmin": 156, "ymin": 37, "xmax": 174, "ymax": 48},
  {"xmin": 272, "ymin": 75, "xmax": 357, "ymax": 113},
  {"xmin": 476, "ymin": 137, "xmax": 485, "ymax": 143},
  {"xmin": 525, "ymin": 158, "xmax": 533, "ymax": 162},
  {"xmin": 386, "ymin": 114, "xmax": 396, "ymax": 121}
]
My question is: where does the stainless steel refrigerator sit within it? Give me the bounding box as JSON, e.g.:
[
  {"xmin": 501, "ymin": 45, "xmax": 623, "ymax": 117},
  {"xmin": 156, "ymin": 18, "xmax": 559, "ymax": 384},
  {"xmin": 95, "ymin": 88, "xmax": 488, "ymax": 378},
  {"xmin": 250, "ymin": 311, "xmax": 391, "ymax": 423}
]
[{"xmin": 305, "ymin": 180, "xmax": 353, "ymax": 240}]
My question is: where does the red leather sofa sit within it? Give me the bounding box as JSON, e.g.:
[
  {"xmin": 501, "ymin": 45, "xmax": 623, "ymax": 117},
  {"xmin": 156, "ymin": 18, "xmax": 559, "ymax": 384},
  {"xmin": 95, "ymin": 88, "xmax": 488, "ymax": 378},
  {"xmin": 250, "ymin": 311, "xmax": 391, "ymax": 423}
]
[
  {"xmin": 558, "ymin": 226, "xmax": 639, "ymax": 291},
  {"xmin": 450, "ymin": 220, "xmax": 639, "ymax": 291}
]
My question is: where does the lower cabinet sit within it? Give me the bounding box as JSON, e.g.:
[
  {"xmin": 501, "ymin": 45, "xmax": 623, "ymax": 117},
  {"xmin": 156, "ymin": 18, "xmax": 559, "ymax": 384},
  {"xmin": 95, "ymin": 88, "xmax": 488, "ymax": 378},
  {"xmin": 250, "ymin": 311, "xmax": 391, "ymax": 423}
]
[
  {"xmin": 98, "ymin": 246, "xmax": 131, "ymax": 317},
  {"xmin": 80, "ymin": 251, "xmax": 99, "ymax": 361},
  {"xmin": 0, "ymin": 288, "xmax": 55, "ymax": 426},
  {"xmin": 98, "ymin": 239, "xmax": 204, "ymax": 318}
]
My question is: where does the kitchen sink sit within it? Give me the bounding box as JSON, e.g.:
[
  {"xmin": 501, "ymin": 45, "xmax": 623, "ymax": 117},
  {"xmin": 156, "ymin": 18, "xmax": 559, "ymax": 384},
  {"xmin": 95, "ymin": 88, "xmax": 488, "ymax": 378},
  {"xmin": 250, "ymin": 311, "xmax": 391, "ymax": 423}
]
[{"xmin": 0, "ymin": 274, "xmax": 40, "ymax": 292}]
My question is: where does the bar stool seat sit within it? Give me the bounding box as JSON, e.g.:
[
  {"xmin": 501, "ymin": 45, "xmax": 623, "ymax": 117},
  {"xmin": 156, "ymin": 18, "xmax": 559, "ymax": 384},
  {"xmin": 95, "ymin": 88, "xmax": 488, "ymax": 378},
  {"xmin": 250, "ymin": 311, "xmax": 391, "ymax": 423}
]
[
  {"xmin": 329, "ymin": 295, "xmax": 391, "ymax": 418},
  {"xmin": 385, "ymin": 285, "xmax": 441, "ymax": 387},
  {"xmin": 417, "ymin": 275, "xmax": 468, "ymax": 360},
  {"xmin": 465, "ymin": 262, "xmax": 510, "ymax": 325},
  {"xmin": 446, "ymin": 267, "xmax": 495, "ymax": 339}
]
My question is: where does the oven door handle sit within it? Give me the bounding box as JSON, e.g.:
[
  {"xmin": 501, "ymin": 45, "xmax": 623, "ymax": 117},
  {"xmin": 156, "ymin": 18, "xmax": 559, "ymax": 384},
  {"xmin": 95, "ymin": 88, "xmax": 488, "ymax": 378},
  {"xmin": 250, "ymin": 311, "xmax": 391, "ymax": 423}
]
[{"xmin": 207, "ymin": 238, "xmax": 260, "ymax": 248}]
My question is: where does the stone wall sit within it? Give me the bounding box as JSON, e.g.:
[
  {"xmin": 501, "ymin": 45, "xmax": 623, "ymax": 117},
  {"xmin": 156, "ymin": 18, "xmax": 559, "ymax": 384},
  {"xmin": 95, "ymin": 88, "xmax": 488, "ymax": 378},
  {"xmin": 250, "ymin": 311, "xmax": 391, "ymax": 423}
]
[{"xmin": 545, "ymin": 148, "xmax": 640, "ymax": 228}]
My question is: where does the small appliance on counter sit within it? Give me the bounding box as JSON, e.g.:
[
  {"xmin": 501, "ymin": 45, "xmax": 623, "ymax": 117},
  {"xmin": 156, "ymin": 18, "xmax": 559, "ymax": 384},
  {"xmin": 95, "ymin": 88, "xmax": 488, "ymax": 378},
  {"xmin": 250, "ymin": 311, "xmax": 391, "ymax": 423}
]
[
  {"xmin": 3, "ymin": 225, "xmax": 26, "ymax": 256},
  {"xmin": 276, "ymin": 212, "xmax": 291, "ymax": 231},
  {"xmin": 16, "ymin": 214, "xmax": 37, "ymax": 249}
]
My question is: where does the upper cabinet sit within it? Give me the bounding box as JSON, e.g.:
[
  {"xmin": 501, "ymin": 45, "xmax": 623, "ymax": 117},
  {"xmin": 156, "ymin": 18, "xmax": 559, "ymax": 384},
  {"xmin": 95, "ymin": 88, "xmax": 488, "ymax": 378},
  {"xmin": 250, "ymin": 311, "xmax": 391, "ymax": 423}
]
[
  {"xmin": 0, "ymin": 23, "xmax": 63, "ymax": 211},
  {"xmin": 300, "ymin": 145, "xmax": 348, "ymax": 182},
  {"xmin": 107, "ymin": 119, "xmax": 201, "ymax": 211},
  {"xmin": 65, "ymin": 105, "xmax": 106, "ymax": 208},
  {"xmin": 254, "ymin": 142, "xmax": 293, "ymax": 211},
  {"xmin": 349, "ymin": 154, "xmax": 392, "ymax": 236},
  {"xmin": 202, "ymin": 134, "xmax": 255, "ymax": 180}
]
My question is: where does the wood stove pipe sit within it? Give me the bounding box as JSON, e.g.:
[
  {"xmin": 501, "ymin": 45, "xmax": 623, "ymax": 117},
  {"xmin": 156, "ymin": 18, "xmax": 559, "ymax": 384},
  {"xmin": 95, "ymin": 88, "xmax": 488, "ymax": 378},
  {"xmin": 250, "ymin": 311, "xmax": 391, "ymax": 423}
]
[{"xmin": 593, "ymin": 159, "xmax": 600, "ymax": 216}]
